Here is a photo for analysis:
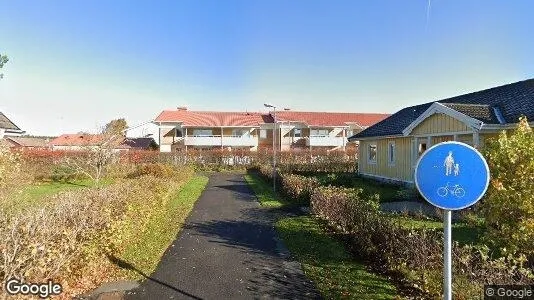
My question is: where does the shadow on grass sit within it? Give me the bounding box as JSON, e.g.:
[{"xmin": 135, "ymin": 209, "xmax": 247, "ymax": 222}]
[
  {"xmin": 105, "ymin": 253, "xmax": 202, "ymax": 300},
  {"xmin": 276, "ymin": 216, "xmax": 399, "ymax": 299}
]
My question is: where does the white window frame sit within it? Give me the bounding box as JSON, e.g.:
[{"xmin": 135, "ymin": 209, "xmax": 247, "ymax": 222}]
[
  {"xmin": 294, "ymin": 128, "xmax": 302, "ymax": 138},
  {"xmin": 175, "ymin": 128, "xmax": 183, "ymax": 137},
  {"xmin": 367, "ymin": 143, "xmax": 377, "ymax": 164},
  {"xmin": 387, "ymin": 141, "xmax": 396, "ymax": 166},
  {"xmin": 259, "ymin": 129, "xmax": 267, "ymax": 139}
]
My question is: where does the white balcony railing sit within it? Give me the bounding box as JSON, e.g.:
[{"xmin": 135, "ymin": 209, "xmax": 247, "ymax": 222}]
[
  {"xmin": 184, "ymin": 135, "xmax": 258, "ymax": 147},
  {"xmin": 306, "ymin": 136, "xmax": 346, "ymax": 147}
]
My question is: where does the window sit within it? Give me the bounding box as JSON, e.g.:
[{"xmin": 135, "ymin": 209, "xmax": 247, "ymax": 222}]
[
  {"xmin": 260, "ymin": 129, "xmax": 267, "ymax": 139},
  {"xmin": 294, "ymin": 128, "xmax": 302, "ymax": 138},
  {"xmin": 388, "ymin": 141, "xmax": 396, "ymax": 166},
  {"xmin": 368, "ymin": 143, "xmax": 377, "ymax": 163},
  {"xmin": 418, "ymin": 142, "xmax": 427, "ymax": 156},
  {"xmin": 175, "ymin": 129, "xmax": 183, "ymax": 137},
  {"xmin": 193, "ymin": 129, "xmax": 213, "ymax": 136},
  {"xmin": 232, "ymin": 129, "xmax": 247, "ymax": 137},
  {"xmin": 311, "ymin": 129, "xmax": 329, "ymax": 136}
]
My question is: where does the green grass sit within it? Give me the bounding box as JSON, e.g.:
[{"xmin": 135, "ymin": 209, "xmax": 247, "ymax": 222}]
[
  {"xmin": 390, "ymin": 215, "xmax": 484, "ymax": 245},
  {"xmin": 314, "ymin": 174, "xmax": 401, "ymax": 203},
  {"xmin": 244, "ymin": 173, "xmax": 288, "ymax": 207},
  {"xmin": 5, "ymin": 179, "xmax": 110, "ymax": 211},
  {"xmin": 277, "ymin": 216, "xmax": 398, "ymax": 299},
  {"xmin": 119, "ymin": 175, "xmax": 209, "ymax": 277},
  {"xmin": 245, "ymin": 173, "xmax": 399, "ymax": 299}
]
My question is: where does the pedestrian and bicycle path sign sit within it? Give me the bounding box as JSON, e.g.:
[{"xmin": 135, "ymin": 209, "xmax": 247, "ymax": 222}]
[
  {"xmin": 415, "ymin": 141, "xmax": 490, "ymax": 210},
  {"xmin": 414, "ymin": 141, "xmax": 490, "ymax": 300}
]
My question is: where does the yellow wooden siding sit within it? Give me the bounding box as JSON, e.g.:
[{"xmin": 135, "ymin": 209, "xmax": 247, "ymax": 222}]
[
  {"xmin": 412, "ymin": 113, "xmax": 470, "ymax": 135},
  {"xmin": 359, "ymin": 137, "xmax": 413, "ymax": 182}
]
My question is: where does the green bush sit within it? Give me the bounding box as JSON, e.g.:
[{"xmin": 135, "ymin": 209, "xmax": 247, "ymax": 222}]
[
  {"xmin": 310, "ymin": 185, "xmax": 534, "ymax": 299},
  {"xmin": 482, "ymin": 116, "xmax": 534, "ymax": 257},
  {"xmin": 279, "ymin": 174, "xmax": 319, "ymax": 205}
]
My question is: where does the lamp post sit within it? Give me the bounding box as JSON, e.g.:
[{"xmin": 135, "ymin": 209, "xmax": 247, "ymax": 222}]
[{"xmin": 264, "ymin": 103, "xmax": 277, "ymax": 194}]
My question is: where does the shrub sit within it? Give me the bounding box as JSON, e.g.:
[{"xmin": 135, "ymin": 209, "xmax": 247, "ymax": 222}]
[
  {"xmin": 128, "ymin": 163, "xmax": 181, "ymax": 178},
  {"xmin": 279, "ymin": 174, "xmax": 319, "ymax": 205},
  {"xmin": 482, "ymin": 116, "xmax": 534, "ymax": 256},
  {"xmin": 310, "ymin": 185, "xmax": 534, "ymax": 298},
  {"xmin": 0, "ymin": 166, "xmax": 195, "ymax": 297},
  {"xmin": 0, "ymin": 146, "xmax": 31, "ymax": 199}
]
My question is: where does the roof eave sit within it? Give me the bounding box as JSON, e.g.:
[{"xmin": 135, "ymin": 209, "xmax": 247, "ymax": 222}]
[
  {"xmin": 348, "ymin": 134, "xmax": 404, "ymax": 142},
  {"xmin": 402, "ymin": 102, "xmax": 484, "ymax": 136}
]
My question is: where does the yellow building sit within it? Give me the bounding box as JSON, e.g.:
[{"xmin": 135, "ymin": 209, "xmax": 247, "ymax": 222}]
[{"xmin": 349, "ymin": 79, "xmax": 534, "ymax": 185}]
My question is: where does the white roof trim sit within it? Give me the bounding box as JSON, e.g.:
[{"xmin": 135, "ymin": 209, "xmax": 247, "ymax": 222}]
[{"xmin": 402, "ymin": 102, "xmax": 483, "ymax": 136}]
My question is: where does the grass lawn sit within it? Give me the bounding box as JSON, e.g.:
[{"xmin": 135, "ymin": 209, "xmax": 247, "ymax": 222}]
[
  {"xmin": 245, "ymin": 173, "xmax": 399, "ymax": 299},
  {"xmin": 5, "ymin": 179, "xmax": 110, "ymax": 211},
  {"xmin": 390, "ymin": 215, "xmax": 484, "ymax": 245},
  {"xmin": 313, "ymin": 173, "xmax": 401, "ymax": 203},
  {"xmin": 244, "ymin": 173, "xmax": 289, "ymax": 207},
  {"xmin": 119, "ymin": 175, "xmax": 209, "ymax": 277},
  {"xmin": 277, "ymin": 216, "xmax": 398, "ymax": 299}
]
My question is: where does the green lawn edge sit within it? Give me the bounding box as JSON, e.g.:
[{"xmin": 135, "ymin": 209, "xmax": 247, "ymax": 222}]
[
  {"xmin": 119, "ymin": 175, "xmax": 209, "ymax": 278},
  {"xmin": 244, "ymin": 172, "xmax": 399, "ymax": 299}
]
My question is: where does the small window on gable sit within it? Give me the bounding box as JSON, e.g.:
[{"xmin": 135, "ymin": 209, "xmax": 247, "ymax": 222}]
[
  {"xmin": 388, "ymin": 141, "xmax": 396, "ymax": 166},
  {"xmin": 260, "ymin": 129, "xmax": 267, "ymax": 139},
  {"xmin": 418, "ymin": 142, "xmax": 427, "ymax": 156},
  {"xmin": 368, "ymin": 143, "xmax": 377, "ymax": 164}
]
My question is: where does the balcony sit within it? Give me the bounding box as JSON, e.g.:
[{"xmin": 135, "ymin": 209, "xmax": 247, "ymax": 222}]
[
  {"xmin": 184, "ymin": 135, "xmax": 257, "ymax": 147},
  {"xmin": 306, "ymin": 135, "xmax": 346, "ymax": 147}
]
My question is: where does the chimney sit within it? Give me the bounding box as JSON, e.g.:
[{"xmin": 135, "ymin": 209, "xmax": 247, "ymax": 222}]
[{"xmin": 177, "ymin": 106, "xmax": 188, "ymax": 111}]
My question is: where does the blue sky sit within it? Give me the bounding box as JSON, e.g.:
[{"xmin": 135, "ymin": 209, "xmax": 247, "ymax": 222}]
[{"xmin": 0, "ymin": 0, "xmax": 533, "ymax": 136}]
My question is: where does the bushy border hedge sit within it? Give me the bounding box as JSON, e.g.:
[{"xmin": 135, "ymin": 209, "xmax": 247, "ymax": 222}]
[
  {"xmin": 0, "ymin": 167, "xmax": 194, "ymax": 298},
  {"xmin": 310, "ymin": 186, "xmax": 534, "ymax": 298}
]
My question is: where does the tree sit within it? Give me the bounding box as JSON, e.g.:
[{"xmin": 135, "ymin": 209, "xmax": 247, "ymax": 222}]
[
  {"xmin": 482, "ymin": 116, "xmax": 534, "ymax": 255},
  {"xmin": 104, "ymin": 118, "xmax": 128, "ymax": 136},
  {"xmin": 0, "ymin": 54, "xmax": 8, "ymax": 79}
]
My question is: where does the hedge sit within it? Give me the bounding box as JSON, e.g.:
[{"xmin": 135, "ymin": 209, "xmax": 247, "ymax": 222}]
[{"xmin": 310, "ymin": 186, "xmax": 534, "ymax": 299}]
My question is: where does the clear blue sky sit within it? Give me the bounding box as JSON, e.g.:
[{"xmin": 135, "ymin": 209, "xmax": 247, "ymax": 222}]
[{"xmin": 0, "ymin": 0, "xmax": 533, "ymax": 136}]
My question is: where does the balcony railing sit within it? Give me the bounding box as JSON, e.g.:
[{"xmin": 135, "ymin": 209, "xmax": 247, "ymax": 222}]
[
  {"xmin": 306, "ymin": 136, "xmax": 346, "ymax": 147},
  {"xmin": 184, "ymin": 135, "xmax": 257, "ymax": 147}
]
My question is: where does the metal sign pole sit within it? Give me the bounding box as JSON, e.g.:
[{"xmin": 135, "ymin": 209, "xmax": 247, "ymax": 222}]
[{"xmin": 443, "ymin": 209, "xmax": 452, "ymax": 300}]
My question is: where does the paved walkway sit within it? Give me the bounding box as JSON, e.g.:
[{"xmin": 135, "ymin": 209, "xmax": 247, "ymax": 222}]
[{"xmin": 125, "ymin": 173, "xmax": 320, "ymax": 300}]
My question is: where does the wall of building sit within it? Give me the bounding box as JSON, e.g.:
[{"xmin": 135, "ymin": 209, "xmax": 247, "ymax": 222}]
[
  {"xmin": 412, "ymin": 113, "xmax": 470, "ymax": 135},
  {"xmin": 358, "ymin": 137, "xmax": 414, "ymax": 183}
]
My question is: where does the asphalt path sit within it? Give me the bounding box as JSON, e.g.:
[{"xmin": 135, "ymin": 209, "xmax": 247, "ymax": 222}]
[{"xmin": 125, "ymin": 173, "xmax": 321, "ymax": 300}]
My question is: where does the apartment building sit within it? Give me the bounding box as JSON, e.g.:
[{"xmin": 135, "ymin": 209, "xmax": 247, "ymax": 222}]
[{"xmin": 154, "ymin": 107, "xmax": 389, "ymax": 152}]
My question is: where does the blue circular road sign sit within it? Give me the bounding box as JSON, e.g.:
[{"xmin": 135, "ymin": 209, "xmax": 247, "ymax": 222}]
[{"xmin": 415, "ymin": 141, "xmax": 490, "ymax": 210}]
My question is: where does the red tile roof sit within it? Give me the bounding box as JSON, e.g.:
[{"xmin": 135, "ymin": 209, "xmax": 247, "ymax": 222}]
[
  {"xmin": 50, "ymin": 134, "xmax": 106, "ymax": 146},
  {"xmin": 155, "ymin": 110, "xmax": 268, "ymax": 127},
  {"xmin": 274, "ymin": 111, "xmax": 390, "ymax": 127}
]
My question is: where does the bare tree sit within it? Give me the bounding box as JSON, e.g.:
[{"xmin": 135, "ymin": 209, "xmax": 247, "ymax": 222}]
[{"xmin": 61, "ymin": 131, "xmax": 124, "ymax": 184}]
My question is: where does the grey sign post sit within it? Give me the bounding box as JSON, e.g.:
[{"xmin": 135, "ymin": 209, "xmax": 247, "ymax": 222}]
[{"xmin": 415, "ymin": 141, "xmax": 490, "ymax": 299}]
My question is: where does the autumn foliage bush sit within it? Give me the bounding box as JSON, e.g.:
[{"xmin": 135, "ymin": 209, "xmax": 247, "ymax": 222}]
[
  {"xmin": 482, "ymin": 116, "xmax": 534, "ymax": 257},
  {"xmin": 0, "ymin": 167, "xmax": 194, "ymax": 298}
]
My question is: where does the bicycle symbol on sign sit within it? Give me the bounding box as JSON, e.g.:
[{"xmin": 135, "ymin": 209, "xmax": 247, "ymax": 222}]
[{"xmin": 437, "ymin": 182, "xmax": 465, "ymax": 198}]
